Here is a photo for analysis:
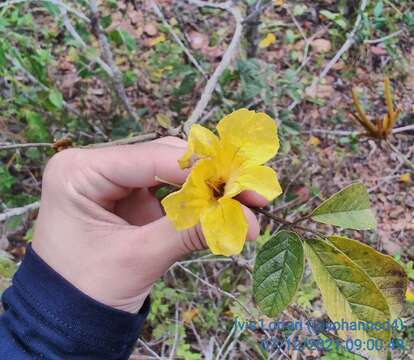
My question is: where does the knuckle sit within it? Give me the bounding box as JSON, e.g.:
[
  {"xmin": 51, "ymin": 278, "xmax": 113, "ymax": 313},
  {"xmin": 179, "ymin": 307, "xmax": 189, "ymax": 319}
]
[{"xmin": 43, "ymin": 148, "xmax": 83, "ymax": 187}]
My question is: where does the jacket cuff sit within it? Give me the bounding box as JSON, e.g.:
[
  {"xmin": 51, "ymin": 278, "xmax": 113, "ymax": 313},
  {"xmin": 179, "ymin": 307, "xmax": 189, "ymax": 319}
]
[{"xmin": 4, "ymin": 245, "xmax": 149, "ymax": 359}]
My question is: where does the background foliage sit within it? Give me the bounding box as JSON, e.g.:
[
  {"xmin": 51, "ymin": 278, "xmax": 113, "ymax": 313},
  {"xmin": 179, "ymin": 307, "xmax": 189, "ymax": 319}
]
[{"xmin": 1, "ymin": 0, "xmax": 414, "ymax": 358}]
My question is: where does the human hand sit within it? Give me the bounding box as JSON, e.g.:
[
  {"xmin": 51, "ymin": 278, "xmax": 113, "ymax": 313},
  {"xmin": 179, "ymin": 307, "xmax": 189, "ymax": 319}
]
[{"xmin": 32, "ymin": 137, "xmax": 265, "ymax": 313}]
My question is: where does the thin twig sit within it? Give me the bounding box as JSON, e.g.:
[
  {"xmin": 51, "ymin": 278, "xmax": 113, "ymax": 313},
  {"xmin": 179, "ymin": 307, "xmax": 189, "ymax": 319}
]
[
  {"xmin": 285, "ymin": 3, "xmax": 313, "ymax": 74},
  {"xmin": 304, "ymin": 124, "xmax": 414, "ymax": 137},
  {"xmin": 169, "ymin": 304, "xmax": 180, "ymax": 360},
  {"xmin": 150, "ymin": 0, "xmax": 206, "ymax": 77},
  {"xmin": 386, "ymin": 140, "xmax": 414, "ymax": 171},
  {"xmin": 216, "ymin": 323, "xmax": 237, "ymax": 360},
  {"xmin": 0, "ymin": 133, "xmax": 159, "ymax": 152},
  {"xmin": 365, "ymin": 29, "xmax": 404, "ymax": 44},
  {"xmin": 0, "ymin": 201, "xmax": 40, "ymax": 222},
  {"xmin": 183, "ymin": 0, "xmax": 243, "ymax": 134},
  {"xmin": 242, "ymin": 0, "xmax": 271, "ymax": 24},
  {"xmin": 392, "ymin": 124, "xmax": 414, "ymax": 134},
  {"xmin": 319, "ymin": 0, "xmax": 368, "ymax": 80},
  {"xmin": 252, "ymin": 207, "xmax": 325, "ymax": 237},
  {"xmin": 137, "ymin": 339, "xmax": 162, "ymax": 359},
  {"xmin": 89, "ymin": 0, "xmax": 140, "ymax": 123},
  {"xmin": 6, "ymin": 55, "xmax": 81, "ymax": 117},
  {"xmin": 59, "ymin": 7, "xmax": 113, "ymax": 76},
  {"xmin": 175, "ymin": 262, "xmax": 253, "ymax": 317},
  {"xmin": 305, "ymin": 129, "xmax": 358, "ymax": 136},
  {"xmin": 81, "ymin": 132, "xmax": 159, "ymax": 148}
]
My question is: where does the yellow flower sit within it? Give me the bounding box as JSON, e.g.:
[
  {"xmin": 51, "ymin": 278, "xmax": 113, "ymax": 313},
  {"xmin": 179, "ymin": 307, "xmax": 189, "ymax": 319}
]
[
  {"xmin": 259, "ymin": 33, "xmax": 276, "ymax": 49},
  {"xmin": 161, "ymin": 109, "xmax": 282, "ymax": 256}
]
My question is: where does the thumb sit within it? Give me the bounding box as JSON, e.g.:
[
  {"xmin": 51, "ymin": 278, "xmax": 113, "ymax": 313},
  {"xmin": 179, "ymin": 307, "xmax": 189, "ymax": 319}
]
[
  {"xmin": 138, "ymin": 205, "xmax": 260, "ymax": 262},
  {"xmin": 139, "ymin": 216, "xmax": 206, "ymax": 263}
]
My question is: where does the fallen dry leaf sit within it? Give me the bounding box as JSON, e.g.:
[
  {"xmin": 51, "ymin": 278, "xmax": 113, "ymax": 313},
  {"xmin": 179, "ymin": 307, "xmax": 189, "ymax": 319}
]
[
  {"xmin": 203, "ymin": 46, "xmax": 223, "ymax": 59},
  {"xmin": 305, "ymin": 83, "xmax": 334, "ymax": 99},
  {"xmin": 311, "ymin": 39, "xmax": 331, "ymax": 53},
  {"xmin": 370, "ymin": 46, "xmax": 387, "ymax": 56},
  {"xmin": 182, "ymin": 308, "xmax": 199, "ymax": 324},
  {"xmin": 144, "ymin": 23, "xmax": 158, "ymax": 36},
  {"xmin": 188, "ymin": 30, "xmax": 209, "ymax": 50}
]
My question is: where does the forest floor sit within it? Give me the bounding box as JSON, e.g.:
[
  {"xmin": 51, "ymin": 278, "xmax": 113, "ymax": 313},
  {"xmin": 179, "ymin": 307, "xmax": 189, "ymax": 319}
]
[{"xmin": 1, "ymin": 0, "xmax": 414, "ymax": 359}]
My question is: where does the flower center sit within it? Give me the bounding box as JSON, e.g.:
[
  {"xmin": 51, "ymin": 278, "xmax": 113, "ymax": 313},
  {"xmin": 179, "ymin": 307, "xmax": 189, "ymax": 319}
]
[{"xmin": 207, "ymin": 179, "xmax": 226, "ymax": 199}]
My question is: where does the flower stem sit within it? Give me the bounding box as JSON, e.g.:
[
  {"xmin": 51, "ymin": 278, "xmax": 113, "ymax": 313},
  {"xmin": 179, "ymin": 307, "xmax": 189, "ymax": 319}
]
[
  {"xmin": 155, "ymin": 176, "xmax": 181, "ymax": 188},
  {"xmin": 252, "ymin": 207, "xmax": 324, "ymax": 238}
]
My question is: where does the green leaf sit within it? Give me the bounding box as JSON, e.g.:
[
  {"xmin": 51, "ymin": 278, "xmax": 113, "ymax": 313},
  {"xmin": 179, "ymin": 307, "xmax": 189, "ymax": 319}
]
[
  {"xmin": 253, "ymin": 231, "xmax": 304, "ymax": 317},
  {"xmin": 293, "ymin": 4, "xmax": 308, "ymax": 17},
  {"xmin": 374, "ymin": 1, "xmax": 384, "ymax": 18},
  {"xmin": 48, "ymin": 88, "xmax": 64, "ymax": 109},
  {"xmin": 0, "ymin": 165, "xmax": 15, "ymax": 192},
  {"xmin": 24, "ymin": 110, "xmax": 50, "ymax": 142},
  {"xmin": 0, "ymin": 257, "xmax": 17, "ymax": 278},
  {"xmin": 320, "ymin": 10, "xmax": 338, "ymax": 21},
  {"xmin": 311, "ymin": 183, "xmax": 377, "ymax": 230},
  {"xmin": 328, "ymin": 236, "xmax": 407, "ymax": 321},
  {"xmin": 304, "ymin": 238, "xmax": 391, "ymax": 357},
  {"xmin": 156, "ymin": 113, "xmax": 172, "ymax": 129}
]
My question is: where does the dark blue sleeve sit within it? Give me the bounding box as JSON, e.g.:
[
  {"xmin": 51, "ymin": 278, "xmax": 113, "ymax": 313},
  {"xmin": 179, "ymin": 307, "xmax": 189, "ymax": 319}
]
[{"xmin": 0, "ymin": 245, "xmax": 150, "ymax": 360}]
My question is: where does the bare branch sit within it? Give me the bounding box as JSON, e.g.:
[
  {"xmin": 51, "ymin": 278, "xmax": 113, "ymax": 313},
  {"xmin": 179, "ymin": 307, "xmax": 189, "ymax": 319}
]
[
  {"xmin": 365, "ymin": 29, "xmax": 404, "ymax": 44},
  {"xmin": 0, "ymin": 201, "xmax": 40, "ymax": 222},
  {"xmin": 136, "ymin": 339, "xmax": 162, "ymax": 359},
  {"xmin": 0, "ymin": 142, "xmax": 53, "ymax": 151},
  {"xmin": 392, "ymin": 124, "xmax": 414, "ymax": 134},
  {"xmin": 0, "ymin": 0, "xmax": 90, "ymax": 22},
  {"xmin": 168, "ymin": 304, "xmax": 180, "ymax": 360},
  {"xmin": 183, "ymin": 0, "xmax": 243, "ymax": 134},
  {"xmin": 0, "ymin": 131, "xmax": 168, "ymax": 152},
  {"xmin": 59, "ymin": 7, "xmax": 113, "ymax": 76},
  {"xmin": 81, "ymin": 132, "xmax": 159, "ymax": 148},
  {"xmin": 150, "ymin": 0, "xmax": 206, "ymax": 77},
  {"xmin": 318, "ymin": 0, "xmax": 368, "ymax": 80},
  {"xmin": 88, "ymin": 0, "xmax": 140, "ymax": 124},
  {"xmin": 289, "ymin": 0, "xmax": 369, "ymax": 111},
  {"xmin": 386, "ymin": 140, "xmax": 414, "ymax": 172}
]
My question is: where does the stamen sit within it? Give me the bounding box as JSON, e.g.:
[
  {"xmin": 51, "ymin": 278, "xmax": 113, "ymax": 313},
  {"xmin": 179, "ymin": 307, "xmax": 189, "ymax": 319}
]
[{"xmin": 207, "ymin": 179, "xmax": 226, "ymax": 199}]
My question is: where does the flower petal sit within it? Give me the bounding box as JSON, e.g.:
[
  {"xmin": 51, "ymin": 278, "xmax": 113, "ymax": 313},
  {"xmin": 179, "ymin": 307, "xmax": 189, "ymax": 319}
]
[
  {"xmin": 178, "ymin": 124, "xmax": 219, "ymax": 169},
  {"xmin": 200, "ymin": 198, "xmax": 248, "ymax": 256},
  {"xmin": 162, "ymin": 160, "xmax": 214, "ymax": 230},
  {"xmin": 225, "ymin": 165, "xmax": 282, "ymax": 201},
  {"xmin": 217, "ymin": 108, "xmax": 279, "ymax": 165}
]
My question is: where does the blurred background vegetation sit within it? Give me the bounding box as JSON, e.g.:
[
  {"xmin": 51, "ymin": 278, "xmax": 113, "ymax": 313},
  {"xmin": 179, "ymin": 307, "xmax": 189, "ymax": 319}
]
[{"xmin": 0, "ymin": 0, "xmax": 413, "ymax": 358}]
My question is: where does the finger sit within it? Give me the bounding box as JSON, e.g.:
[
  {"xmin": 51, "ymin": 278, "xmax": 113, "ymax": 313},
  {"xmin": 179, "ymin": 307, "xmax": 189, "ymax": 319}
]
[
  {"xmin": 135, "ymin": 205, "xmax": 260, "ymax": 263},
  {"xmin": 236, "ymin": 191, "xmax": 269, "ymax": 208},
  {"xmin": 242, "ymin": 205, "xmax": 260, "ymax": 241},
  {"xmin": 89, "ymin": 140, "xmax": 189, "ymax": 188},
  {"xmin": 114, "ymin": 188, "xmax": 163, "ymax": 225},
  {"xmin": 61, "ymin": 138, "xmax": 190, "ymax": 203},
  {"xmin": 153, "ymin": 136, "xmax": 187, "ymax": 148}
]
